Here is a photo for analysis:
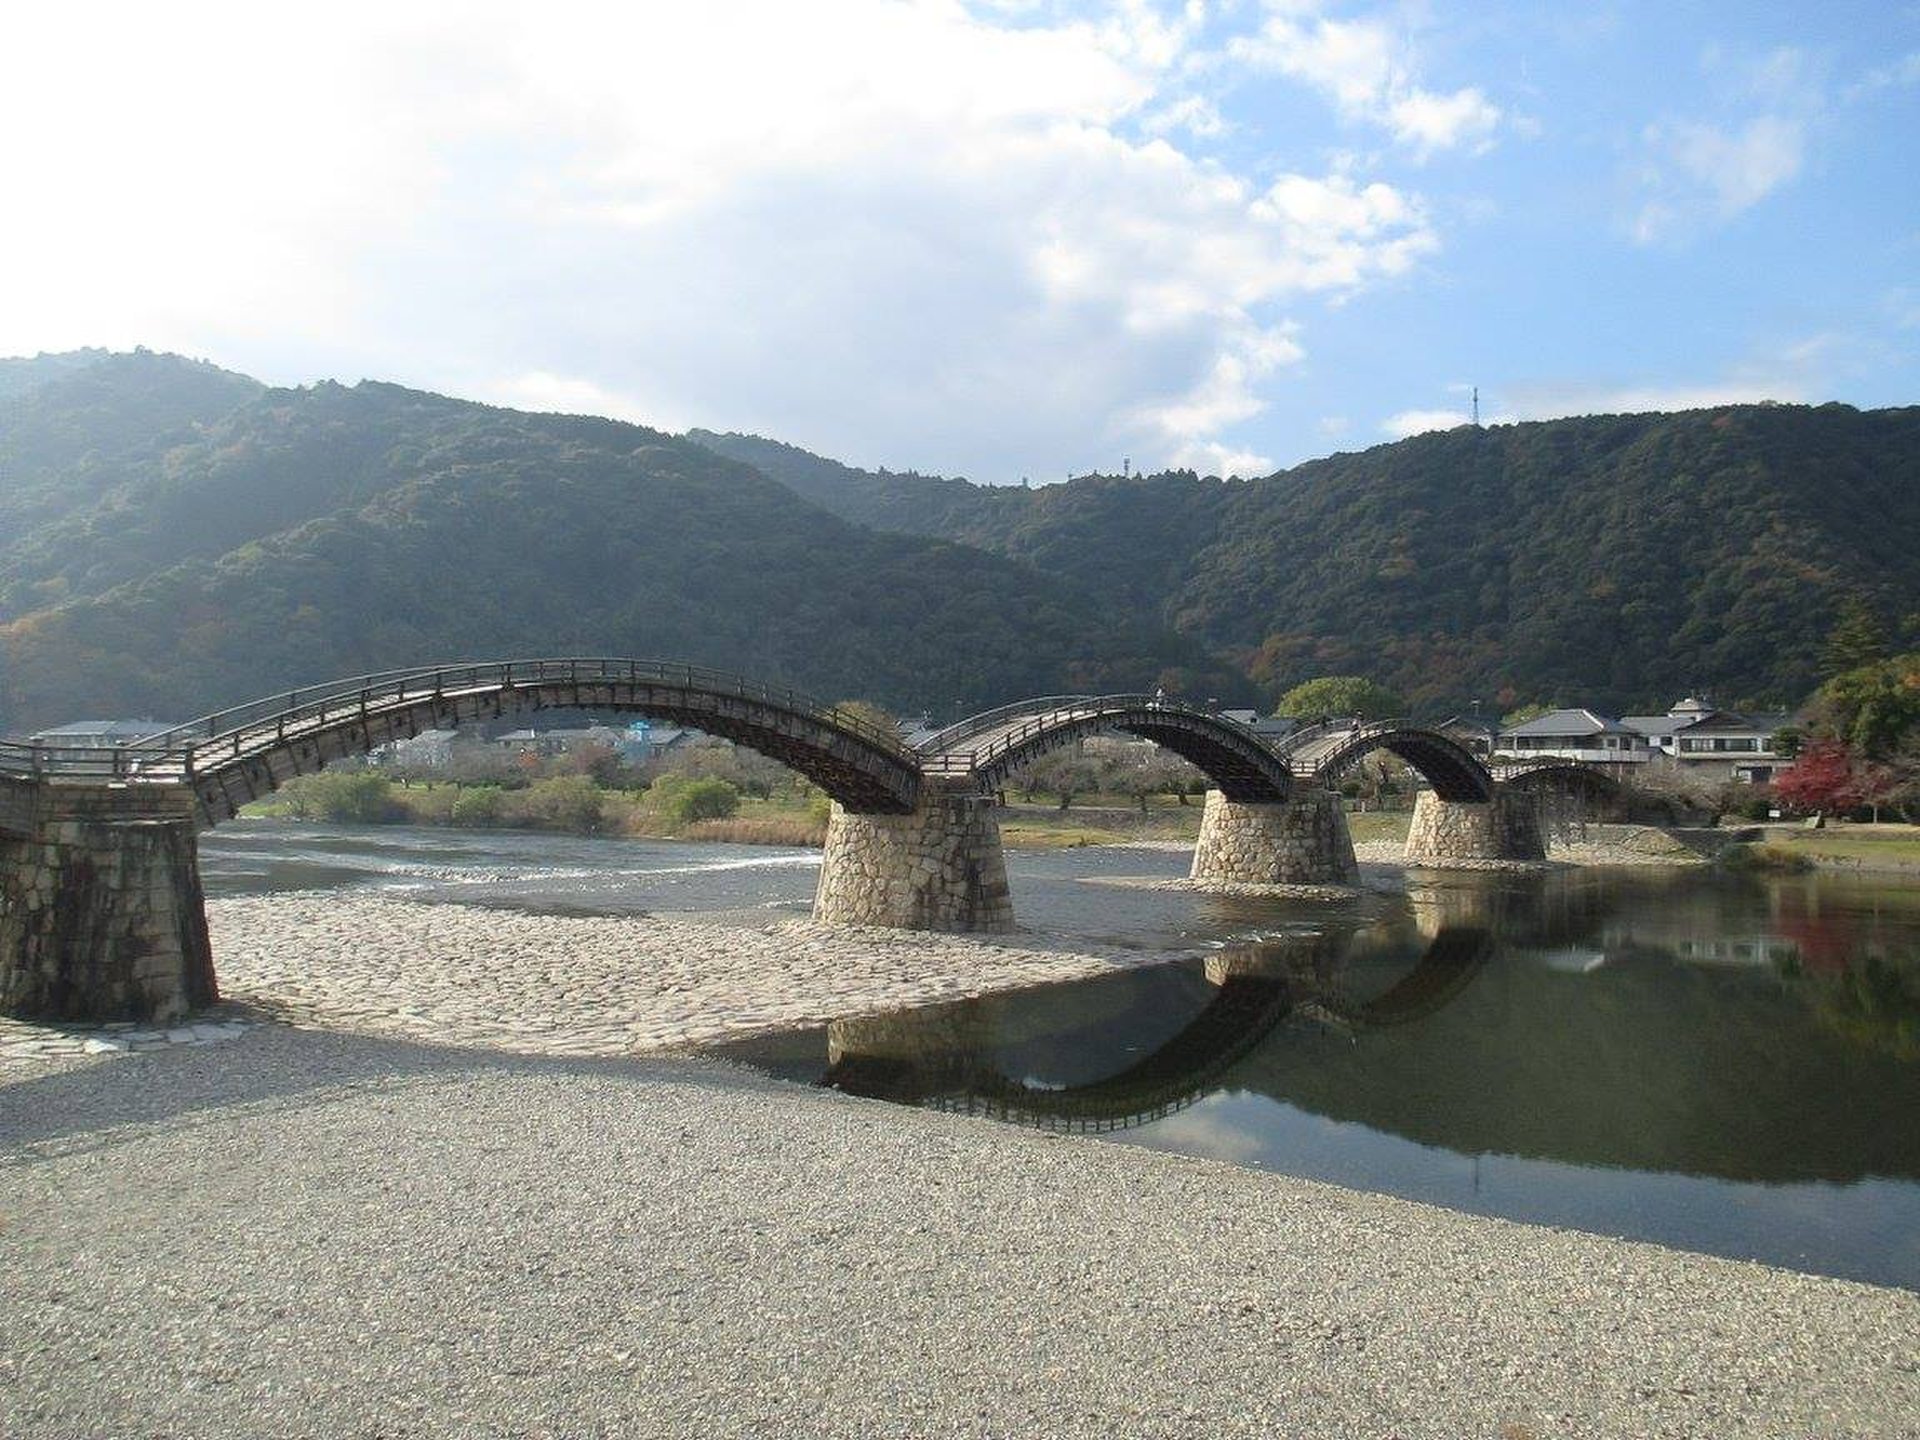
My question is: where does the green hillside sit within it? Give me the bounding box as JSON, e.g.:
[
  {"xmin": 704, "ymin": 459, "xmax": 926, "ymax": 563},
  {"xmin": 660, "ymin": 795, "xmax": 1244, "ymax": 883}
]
[
  {"xmin": 7, "ymin": 350, "xmax": 1913, "ymax": 732},
  {"xmin": 0, "ymin": 355, "xmax": 1248, "ymax": 731},
  {"xmin": 0, "ymin": 350, "xmax": 264, "ymax": 595},
  {"xmin": 694, "ymin": 405, "xmax": 1920, "ymax": 713}
]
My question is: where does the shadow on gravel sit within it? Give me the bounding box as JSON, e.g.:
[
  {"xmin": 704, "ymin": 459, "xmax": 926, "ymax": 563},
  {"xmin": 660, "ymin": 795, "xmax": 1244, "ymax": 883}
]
[{"xmin": 0, "ymin": 1026, "xmax": 785, "ymax": 1161}]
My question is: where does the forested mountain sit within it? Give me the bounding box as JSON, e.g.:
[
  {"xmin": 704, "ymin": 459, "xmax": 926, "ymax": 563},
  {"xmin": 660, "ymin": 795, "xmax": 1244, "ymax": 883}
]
[
  {"xmin": 6, "ymin": 349, "xmax": 1914, "ymax": 733},
  {"xmin": 693, "ymin": 406, "xmax": 1920, "ymax": 713},
  {"xmin": 0, "ymin": 354, "xmax": 1247, "ymax": 731},
  {"xmin": 0, "ymin": 351, "xmax": 264, "ymax": 589}
]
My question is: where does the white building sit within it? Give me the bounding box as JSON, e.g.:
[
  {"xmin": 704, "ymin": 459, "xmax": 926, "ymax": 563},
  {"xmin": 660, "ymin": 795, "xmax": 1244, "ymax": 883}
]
[
  {"xmin": 1494, "ymin": 709, "xmax": 1651, "ymax": 769},
  {"xmin": 1620, "ymin": 698, "xmax": 1790, "ymax": 785}
]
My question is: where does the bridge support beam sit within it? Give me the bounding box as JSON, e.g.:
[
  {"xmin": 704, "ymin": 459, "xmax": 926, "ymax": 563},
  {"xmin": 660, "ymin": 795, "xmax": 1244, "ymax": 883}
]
[
  {"xmin": 1190, "ymin": 788, "xmax": 1359, "ymax": 887},
  {"xmin": 1403, "ymin": 788, "xmax": 1545, "ymax": 867},
  {"xmin": 1, "ymin": 788, "xmax": 215, "ymax": 1023},
  {"xmin": 814, "ymin": 783, "xmax": 1013, "ymax": 933}
]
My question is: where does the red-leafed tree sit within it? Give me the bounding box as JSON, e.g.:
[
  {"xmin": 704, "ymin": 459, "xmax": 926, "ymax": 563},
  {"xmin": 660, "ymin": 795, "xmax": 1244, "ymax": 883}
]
[{"xmin": 1774, "ymin": 739, "xmax": 1861, "ymax": 815}]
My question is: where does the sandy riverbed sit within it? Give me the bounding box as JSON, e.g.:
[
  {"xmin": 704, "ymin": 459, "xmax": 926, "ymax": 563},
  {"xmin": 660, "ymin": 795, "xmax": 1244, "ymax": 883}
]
[{"xmin": 206, "ymin": 893, "xmax": 1190, "ymax": 1055}]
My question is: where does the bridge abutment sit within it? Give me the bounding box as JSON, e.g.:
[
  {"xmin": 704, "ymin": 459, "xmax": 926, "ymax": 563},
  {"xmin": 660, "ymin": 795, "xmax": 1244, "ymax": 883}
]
[
  {"xmin": 1190, "ymin": 788, "xmax": 1359, "ymax": 887},
  {"xmin": 814, "ymin": 783, "xmax": 1014, "ymax": 933},
  {"xmin": 0, "ymin": 787, "xmax": 215, "ymax": 1023},
  {"xmin": 1403, "ymin": 788, "xmax": 1545, "ymax": 866}
]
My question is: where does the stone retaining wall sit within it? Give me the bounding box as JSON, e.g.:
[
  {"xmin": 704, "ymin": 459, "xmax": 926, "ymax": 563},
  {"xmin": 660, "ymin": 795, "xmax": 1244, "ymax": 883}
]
[
  {"xmin": 813, "ymin": 784, "xmax": 1014, "ymax": 932},
  {"xmin": 1403, "ymin": 789, "xmax": 1546, "ymax": 866},
  {"xmin": 1190, "ymin": 788, "xmax": 1359, "ymax": 886}
]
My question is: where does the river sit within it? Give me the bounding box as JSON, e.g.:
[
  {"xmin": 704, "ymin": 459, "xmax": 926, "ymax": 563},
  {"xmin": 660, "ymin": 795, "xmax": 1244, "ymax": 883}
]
[{"xmin": 199, "ymin": 820, "xmax": 1920, "ymax": 1289}]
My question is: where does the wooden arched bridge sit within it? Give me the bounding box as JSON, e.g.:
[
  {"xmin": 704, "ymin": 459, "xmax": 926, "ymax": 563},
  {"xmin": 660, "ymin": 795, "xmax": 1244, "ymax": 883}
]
[{"xmin": 0, "ymin": 656, "xmax": 1614, "ymax": 1024}]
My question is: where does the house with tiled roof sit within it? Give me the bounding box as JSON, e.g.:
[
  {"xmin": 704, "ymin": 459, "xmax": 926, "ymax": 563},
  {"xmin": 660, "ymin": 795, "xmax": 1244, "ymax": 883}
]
[
  {"xmin": 1493, "ymin": 708, "xmax": 1652, "ymax": 769},
  {"xmin": 1620, "ymin": 698, "xmax": 1792, "ymax": 785}
]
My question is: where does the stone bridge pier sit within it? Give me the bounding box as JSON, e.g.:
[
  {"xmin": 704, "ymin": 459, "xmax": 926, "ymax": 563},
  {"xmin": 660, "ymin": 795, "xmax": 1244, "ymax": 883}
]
[
  {"xmin": 813, "ymin": 781, "xmax": 1013, "ymax": 933},
  {"xmin": 1403, "ymin": 787, "xmax": 1546, "ymax": 866},
  {"xmin": 0, "ymin": 781, "xmax": 215, "ymax": 1023},
  {"xmin": 1190, "ymin": 788, "xmax": 1359, "ymax": 887}
]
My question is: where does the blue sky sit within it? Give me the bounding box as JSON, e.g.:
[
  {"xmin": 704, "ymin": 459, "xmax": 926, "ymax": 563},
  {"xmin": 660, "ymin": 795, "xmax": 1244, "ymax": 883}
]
[{"xmin": 1, "ymin": 1, "xmax": 1914, "ymax": 481}]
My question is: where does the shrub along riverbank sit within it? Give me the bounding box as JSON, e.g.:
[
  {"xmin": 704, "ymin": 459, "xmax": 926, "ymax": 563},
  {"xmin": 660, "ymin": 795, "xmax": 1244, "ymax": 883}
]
[
  {"xmin": 243, "ymin": 770, "xmax": 1301, "ymax": 848},
  {"xmin": 248, "ymin": 770, "xmax": 830, "ymax": 843}
]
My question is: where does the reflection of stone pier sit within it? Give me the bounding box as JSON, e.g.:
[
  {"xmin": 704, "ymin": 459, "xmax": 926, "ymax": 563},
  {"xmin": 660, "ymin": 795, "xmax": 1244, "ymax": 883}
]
[
  {"xmin": 1406, "ymin": 882, "xmax": 1502, "ymax": 939},
  {"xmin": 813, "ymin": 781, "xmax": 1013, "ymax": 932},
  {"xmin": 1191, "ymin": 788, "xmax": 1359, "ymax": 886},
  {"xmin": 1203, "ymin": 929, "xmax": 1347, "ymax": 987},
  {"xmin": 1403, "ymin": 789, "xmax": 1545, "ymax": 867}
]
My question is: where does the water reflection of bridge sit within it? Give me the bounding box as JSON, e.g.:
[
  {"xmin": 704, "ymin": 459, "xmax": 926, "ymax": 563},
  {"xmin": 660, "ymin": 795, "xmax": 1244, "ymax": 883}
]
[
  {"xmin": 823, "ymin": 926, "xmax": 1496, "ymax": 1135},
  {"xmin": 812, "ymin": 872, "xmax": 1920, "ymax": 1184}
]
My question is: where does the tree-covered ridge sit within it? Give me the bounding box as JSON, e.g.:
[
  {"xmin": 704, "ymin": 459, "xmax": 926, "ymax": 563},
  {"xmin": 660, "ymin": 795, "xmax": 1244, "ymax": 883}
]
[
  {"xmin": 0, "ymin": 348, "xmax": 117, "ymax": 400},
  {"xmin": 0, "ymin": 349, "xmax": 264, "ymax": 591},
  {"xmin": 693, "ymin": 405, "xmax": 1920, "ymax": 713},
  {"xmin": 0, "ymin": 358, "xmax": 1248, "ymax": 730}
]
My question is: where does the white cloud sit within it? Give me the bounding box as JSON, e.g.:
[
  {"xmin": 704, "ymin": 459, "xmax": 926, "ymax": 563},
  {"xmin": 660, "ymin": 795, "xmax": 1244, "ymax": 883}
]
[
  {"xmin": 0, "ymin": 0, "xmax": 1440, "ymax": 482},
  {"xmin": 1673, "ymin": 116, "xmax": 1806, "ymax": 214},
  {"xmin": 1387, "ymin": 354, "xmax": 1826, "ymax": 441},
  {"xmin": 1631, "ymin": 115, "xmax": 1806, "ymax": 241},
  {"xmin": 1502, "ymin": 380, "xmax": 1811, "ymax": 418},
  {"xmin": 1382, "ymin": 408, "xmax": 1472, "ymax": 438},
  {"xmin": 480, "ymin": 372, "xmax": 682, "ymax": 432},
  {"xmin": 1847, "ymin": 50, "xmax": 1920, "ymax": 98},
  {"xmin": 1386, "ymin": 87, "xmax": 1502, "ymax": 157},
  {"xmin": 1144, "ymin": 94, "xmax": 1231, "ymax": 139},
  {"xmin": 1227, "ymin": 8, "xmax": 1501, "ymax": 157},
  {"xmin": 1628, "ymin": 43, "xmax": 1824, "ymax": 244}
]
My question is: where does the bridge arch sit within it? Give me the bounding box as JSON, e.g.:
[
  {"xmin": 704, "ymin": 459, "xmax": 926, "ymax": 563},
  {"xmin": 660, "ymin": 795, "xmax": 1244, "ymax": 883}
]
[
  {"xmin": 922, "ymin": 696, "xmax": 1295, "ymax": 803},
  {"xmin": 15, "ymin": 659, "xmax": 924, "ymax": 825},
  {"xmin": 1283, "ymin": 721, "xmax": 1495, "ymax": 802},
  {"xmin": 1496, "ymin": 759, "xmax": 1628, "ymax": 803}
]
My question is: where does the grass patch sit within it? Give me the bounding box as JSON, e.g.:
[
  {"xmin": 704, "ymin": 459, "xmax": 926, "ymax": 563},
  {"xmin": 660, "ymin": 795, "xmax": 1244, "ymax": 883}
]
[
  {"xmin": 680, "ymin": 816, "xmax": 825, "ymax": 847},
  {"xmin": 1726, "ymin": 843, "xmax": 1817, "ymax": 874},
  {"xmin": 1000, "ymin": 823, "xmax": 1141, "ymax": 849},
  {"xmin": 1760, "ymin": 827, "xmax": 1920, "ymax": 869},
  {"xmin": 1347, "ymin": 809, "xmax": 1413, "ymax": 844}
]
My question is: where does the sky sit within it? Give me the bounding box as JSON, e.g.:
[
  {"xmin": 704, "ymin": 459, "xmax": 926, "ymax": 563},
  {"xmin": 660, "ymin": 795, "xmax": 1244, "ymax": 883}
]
[{"xmin": 2, "ymin": 0, "xmax": 1916, "ymax": 482}]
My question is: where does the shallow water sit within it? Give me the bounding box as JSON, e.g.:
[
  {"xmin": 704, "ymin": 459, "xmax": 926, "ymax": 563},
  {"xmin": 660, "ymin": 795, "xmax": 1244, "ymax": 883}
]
[
  {"xmin": 200, "ymin": 821, "xmax": 1920, "ymax": 1289},
  {"xmin": 198, "ymin": 819, "xmax": 1366, "ymax": 948}
]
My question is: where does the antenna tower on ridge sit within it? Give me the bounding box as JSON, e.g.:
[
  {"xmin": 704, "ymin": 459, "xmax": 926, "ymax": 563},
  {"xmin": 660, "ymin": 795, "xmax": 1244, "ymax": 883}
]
[{"xmin": 1472, "ymin": 386, "xmax": 1480, "ymax": 426}]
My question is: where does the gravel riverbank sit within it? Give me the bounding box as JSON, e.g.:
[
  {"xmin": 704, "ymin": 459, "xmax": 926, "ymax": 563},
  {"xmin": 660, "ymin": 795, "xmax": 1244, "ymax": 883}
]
[
  {"xmin": 4, "ymin": 1027, "xmax": 1915, "ymax": 1439},
  {"xmin": 6, "ymin": 886, "xmax": 1918, "ymax": 1436}
]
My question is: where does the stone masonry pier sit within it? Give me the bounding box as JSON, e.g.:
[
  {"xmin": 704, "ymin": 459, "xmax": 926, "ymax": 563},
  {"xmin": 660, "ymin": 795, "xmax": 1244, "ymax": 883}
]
[
  {"xmin": 1190, "ymin": 788, "xmax": 1359, "ymax": 887},
  {"xmin": 0, "ymin": 781, "xmax": 215, "ymax": 1023},
  {"xmin": 813, "ymin": 781, "xmax": 1014, "ymax": 933},
  {"xmin": 1403, "ymin": 788, "xmax": 1546, "ymax": 867}
]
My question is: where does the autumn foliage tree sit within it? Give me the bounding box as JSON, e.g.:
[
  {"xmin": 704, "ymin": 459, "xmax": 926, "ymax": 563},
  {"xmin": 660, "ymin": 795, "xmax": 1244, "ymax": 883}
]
[{"xmin": 1773, "ymin": 740, "xmax": 1859, "ymax": 816}]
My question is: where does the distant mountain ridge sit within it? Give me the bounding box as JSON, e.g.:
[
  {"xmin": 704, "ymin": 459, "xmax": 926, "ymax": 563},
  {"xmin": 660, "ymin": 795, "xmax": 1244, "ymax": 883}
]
[
  {"xmin": 691, "ymin": 404, "xmax": 1920, "ymax": 713},
  {"xmin": 4, "ymin": 348, "xmax": 1914, "ymax": 733},
  {"xmin": 0, "ymin": 352, "xmax": 1248, "ymax": 731}
]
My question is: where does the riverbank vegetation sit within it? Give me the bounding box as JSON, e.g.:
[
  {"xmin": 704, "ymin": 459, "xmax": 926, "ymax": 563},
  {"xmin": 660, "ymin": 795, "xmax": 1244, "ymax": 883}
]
[
  {"xmin": 245, "ymin": 737, "xmax": 1260, "ymax": 847},
  {"xmin": 1769, "ymin": 638, "xmax": 1920, "ymax": 824}
]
